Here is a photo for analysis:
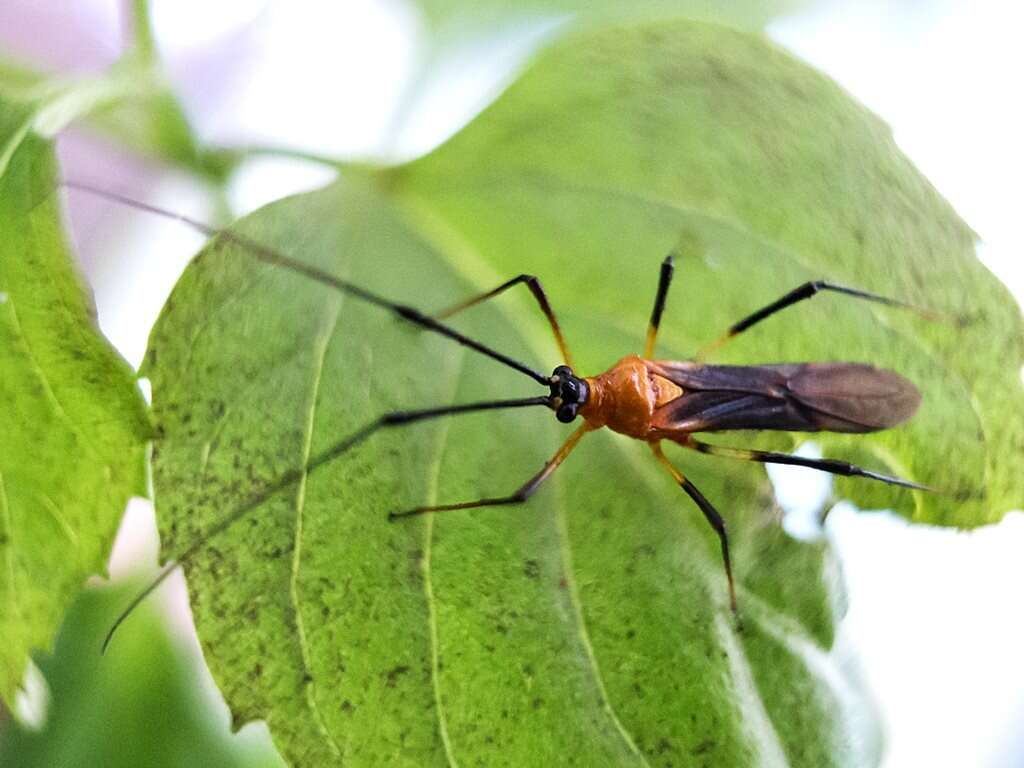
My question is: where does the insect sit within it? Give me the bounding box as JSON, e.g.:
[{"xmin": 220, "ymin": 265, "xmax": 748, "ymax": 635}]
[{"xmin": 66, "ymin": 182, "xmax": 930, "ymax": 649}]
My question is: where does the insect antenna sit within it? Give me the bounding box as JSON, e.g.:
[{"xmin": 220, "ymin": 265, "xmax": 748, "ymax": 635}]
[
  {"xmin": 62, "ymin": 180, "xmax": 552, "ymax": 386},
  {"xmin": 101, "ymin": 395, "xmax": 552, "ymax": 652},
  {"xmin": 64, "ymin": 181, "xmax": 564, "ymax": 649}
]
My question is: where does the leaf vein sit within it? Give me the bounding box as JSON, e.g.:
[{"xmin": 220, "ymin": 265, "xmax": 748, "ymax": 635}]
[
  {"xmin": 289, "ymin": 297, "xmax": 343, "ymax": 759},
  {"xmin": 3, "ymin": 295, "xmax": 106, "ymax": 465},
  {"xmin": 35, "ymin": 491, "xmax": 79, "ymax": 546},
  {"xmin": 421, "ymin": 348, "xmax": 467, "ymax": 768},
  {"xmin": 0, "ymin": 471, "xmax": 16, "ymax": 624},
  {"xmin": 555, "ymin": 468, "xmax": 652, "ymax": 766}
]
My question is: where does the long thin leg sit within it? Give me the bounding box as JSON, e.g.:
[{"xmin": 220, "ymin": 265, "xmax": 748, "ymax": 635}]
[
  {"xmin": 102, "ymin": 395, "xmax": 550, "ymax": 652},
  {"xmin": 434, "ymin": 274, "xmax": 575, "ymax": 369},
  {"xmin": 63, "ymin": 181, "xmax": 550, "ymax": 386},
  {"xmin": 685, "ymin": 438, "xmax": 932, "ymax": 491},
  {"xmin": 644, "ymin": 254, "xmax": 675, "ymax": 358},
  {"xmin": 695, "ymin": 280, "xmax": 937, "ymax": 360},
  {"xmin": 390, "ymin": 423, "xmax": 591, "ymax": 520},
  {"xmin": 650, "ymin": 442, "xmax": 737, "ymax": 613}
]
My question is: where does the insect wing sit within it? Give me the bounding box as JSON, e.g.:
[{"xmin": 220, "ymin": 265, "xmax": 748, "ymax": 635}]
[{"xmin": 650, "ymin": 361, "xmax": 920, "ymax": 434}]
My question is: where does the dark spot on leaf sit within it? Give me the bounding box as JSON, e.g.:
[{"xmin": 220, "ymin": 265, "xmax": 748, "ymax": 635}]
[
  {"xmin": 522, "ymin": 558, "xmax": 540, "ymax": 579},
  {"xmin": 385, "ymin": 665, "xmax": 409, "ymax": 688},
  {"xmin": 698, "ymin": 54, "xmax": 733, "ymax": 87},
  {"xmin": 636, "ymin": 544, "xmax": 656, "ymax": 558},
  {"xmin": 692, "ymin": 739, "xmax": 714, "ymax": 756}
]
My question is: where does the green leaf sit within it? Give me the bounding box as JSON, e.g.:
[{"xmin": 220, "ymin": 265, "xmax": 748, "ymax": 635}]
[
  {"xmin": 0, "ymin": 582, "xmax": 284, "ymax": 768},
  {"xmin": 0, "ymin": 99, "xmax": 151, "ymax": 707},
  {"xmin": 414, "ymin": 0, "xmax": 809, "ymax": 33},
  {"xmin": 141, "ymin": 18, "xmax": 1024, "ymax": 766}
]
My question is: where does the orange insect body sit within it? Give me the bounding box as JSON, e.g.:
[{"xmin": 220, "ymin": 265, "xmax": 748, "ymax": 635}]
[{"xmin": 581, "ymin": 355, "xmax": 683, "ymax": 439}]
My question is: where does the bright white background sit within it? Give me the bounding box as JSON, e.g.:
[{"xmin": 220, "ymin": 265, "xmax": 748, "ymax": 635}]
[{"xmin": 2, "ymin": 1, "xmax": 1022, "ymax": 766}]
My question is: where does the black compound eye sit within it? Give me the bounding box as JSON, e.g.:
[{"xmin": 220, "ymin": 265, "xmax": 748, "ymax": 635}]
[
  {"xmin": 552, "ymin": 365, "xmax": 573, "ymax": 379},
  {"xmin": 556, "ymin": 404, "xmax": 577, "ymax": 423},
  {"xmin": 562, "ymin": 378, "xmax": 580, "ymax": 401}
]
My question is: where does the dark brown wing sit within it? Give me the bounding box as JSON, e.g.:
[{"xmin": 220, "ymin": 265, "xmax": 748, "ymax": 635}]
[{"xmin": 649, "ymin": 361, "xmax": 920, "ymax": 434}]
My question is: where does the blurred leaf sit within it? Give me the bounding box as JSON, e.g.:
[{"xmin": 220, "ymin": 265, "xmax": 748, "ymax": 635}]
[
  {"xmin": 0, "ymin": 98, "xmax": 151, "ymax": 707},
  {"xmin": 0, "ymin": 582, "xmax": 284, "ymax": 768},
  {"xmin": 396, "ymin": 0, "xmax": 815, "ymax": 159},
  {"xmin": 81, "ymin": 0, "xmax": 226, "ymax": 181},
  {"xmin": 137, "ymin": 18, "xmax": 1024, "ymax": 766},
  {"xmin": 0, "ymin": 56, "xmax": 49, "ymax": 97},
  {"xmin": 80, "ymin": 56, "xmax": 230, "ymax": 181},
  {"xmin": 414, "ymin": 0, "xmax": 810, "ymax": 32},
  {"xmin": 0, "ymin": 0, "xmax": 224, "ymax": 182}
]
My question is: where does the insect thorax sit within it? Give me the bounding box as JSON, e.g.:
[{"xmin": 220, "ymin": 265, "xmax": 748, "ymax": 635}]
[{"xmin": 580, "ymin": 355, "xmax": 658, "ymax": 438}]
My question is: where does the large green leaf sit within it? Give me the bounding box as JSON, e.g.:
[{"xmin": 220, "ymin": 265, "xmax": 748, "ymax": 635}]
[
  {"xmin": 143, "ymin": 19, "xmax": 1021, "ymax": 768},
  {"xmin": 12, "ymin": 4, "xmax": 1020, "ymax": 764},
  {"xmin": 0, "ymin": 99, "xmax": 151, "ymax": 706},
  {"xmin": 151, "ymin": 177, "xmax": 870, "ymax": 767}
]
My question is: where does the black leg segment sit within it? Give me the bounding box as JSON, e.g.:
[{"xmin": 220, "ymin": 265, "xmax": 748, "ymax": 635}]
[
  {"xmin": 680, "ymin": 476, "xmax": 737, "ymax": 614},
  {"xmin": 390, "ymin": 423, "xmax": 590, "ymax": 520},
  {"xmin": 650, "ymin": 442, "xmax": 737, "ymax": 613},
  {"xmin": 697, "ymin": 279, "xmax": 932, "ymax": 359},
  {"xmin": 63, "ymin": 181, "xmax": 551, "ymax": 386},
  {"xmin": 644, "ymin": 254, "xmax": 675, "ymax": 358},
  {"xmin": 687, "ymin": 438, "xmax": 932, "ymax": 491},
  {"xmin": 434, "ymin": 273, "xmax": 575, "ymax": 368}
]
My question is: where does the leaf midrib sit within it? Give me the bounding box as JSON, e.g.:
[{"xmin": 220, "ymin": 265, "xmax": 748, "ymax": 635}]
[{"xmin": 290, "ymin": 293, "xmax": 344, "ymax": 758}]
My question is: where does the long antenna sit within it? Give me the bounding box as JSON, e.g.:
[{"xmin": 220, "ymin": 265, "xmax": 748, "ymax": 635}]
[
  {"xmin": 101, "ymin": 395, "xmax": 552, "ymax": 652},
  {"xmin": 62, "ymin": 180, "xmax": 552, "ymax": 386}
]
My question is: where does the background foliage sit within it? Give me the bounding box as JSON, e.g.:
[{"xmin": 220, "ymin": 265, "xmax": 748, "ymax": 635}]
[
  {"xmin": 0, "ymin": 105, "xmax": 150, "ymax": 706},
  {"xmin": 0, "ymin": 583, "xmax": 282, "ymax": 768}
]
